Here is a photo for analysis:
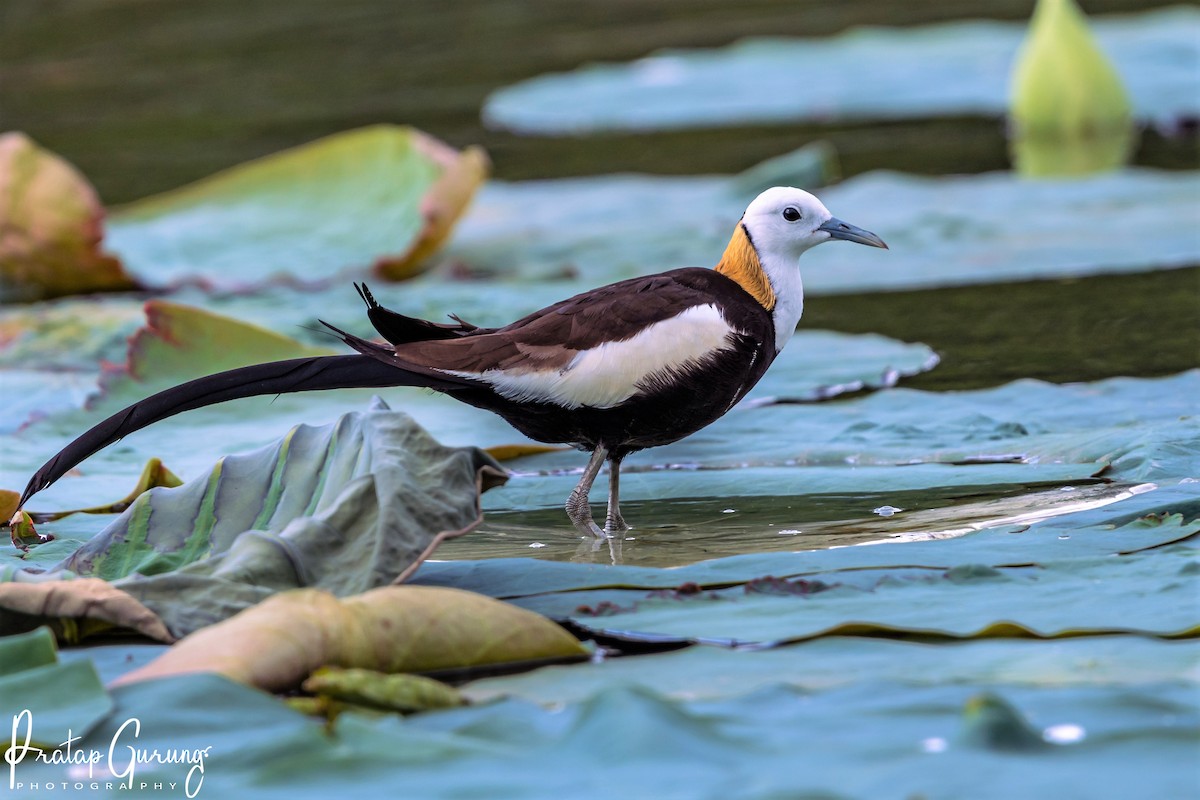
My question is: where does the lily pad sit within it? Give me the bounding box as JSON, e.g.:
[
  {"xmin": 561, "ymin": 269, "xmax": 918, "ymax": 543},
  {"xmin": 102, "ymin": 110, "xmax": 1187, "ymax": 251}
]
[
  {"xmin": 483, "ymin": 7, "xmax": 1199, "ymax": 133},
  {"xmin": 0, "ymin": 627, "xmax": 112, "ymax": 748},
  {"xmin": 462, "ymin": 635, "xmax": 1200, "ymax": 705},
  {"xmin": 106, "ymin": 125, "xmax": 488, "ymax": 291},
  {"xmin": 540, "ymin": 542, "xmax": 1199, "ymax": 644},
  {"xmin": 438, "ymin": 166, "xmax": 1200, "ymax": 294},
  {"xmin": 17, "ymin": 675, "xmax": 1183, "ymax": 800}
]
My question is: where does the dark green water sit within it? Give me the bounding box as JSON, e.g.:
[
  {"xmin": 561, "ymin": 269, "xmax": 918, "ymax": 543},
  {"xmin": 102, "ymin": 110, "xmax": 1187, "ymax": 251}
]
[{"xmin": 1, "ymin": 0, "xmax": 1191, "ymax": 202}]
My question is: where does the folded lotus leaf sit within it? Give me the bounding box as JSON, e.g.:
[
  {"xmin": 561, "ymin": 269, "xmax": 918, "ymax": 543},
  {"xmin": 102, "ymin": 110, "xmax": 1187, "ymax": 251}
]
[{"xmin": 0, "ymin": 400, "xmax": 506, "ymax": 642}]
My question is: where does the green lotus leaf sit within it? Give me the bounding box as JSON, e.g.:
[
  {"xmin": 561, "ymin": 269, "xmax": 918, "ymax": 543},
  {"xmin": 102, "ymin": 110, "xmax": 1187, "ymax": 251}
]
[
  {"xmin": 106, "ymin": 125, "xmax": 487, "ymax": 291},
  {"xmin": 483, "ymin": 7, "xmax": 1197, "ymax": 133},
  {"xmin": 437, "ymin": 167, "xmax": 1199, "ymax": 294}
]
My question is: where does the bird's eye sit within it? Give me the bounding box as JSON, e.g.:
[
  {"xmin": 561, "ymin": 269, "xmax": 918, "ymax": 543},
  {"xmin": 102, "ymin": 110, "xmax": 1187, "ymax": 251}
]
[{"xmin": 782, "ymin": 207, "xmax": 802, "ymax": 222}]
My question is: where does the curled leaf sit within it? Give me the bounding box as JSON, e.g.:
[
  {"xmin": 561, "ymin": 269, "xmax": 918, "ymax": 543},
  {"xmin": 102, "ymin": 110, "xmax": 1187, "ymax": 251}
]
[
  {"xmin": 92, "ymin": 299, "xmax": 331, "ymax": 412},
  {"xmin": 375, "ymin": 142, "xmax": 490, "ymax": 280},
  {"xmin": 0, "ymin": 132, "xmax": 138, "ymax": 302},
  {"xmin": 0, "ymin": 490, "xmax": 17, "ymax": 523},
  {"xmin": 113, "ymin": 585, "xmax": 588, "ymax": 691},
  {"xmin": 8, "ymin": 510, "xmax": 51, "ymax": 551},
  {"xmin": 106, "ymin": 125, "xmax": 488, "ymax": 291},
  {"xmin": 0, "ymin": 579, "xmax": 170, "ymax": 642},
  {"xmin": 303, "ymin": 666, "xmax": 465, "ymax": 714}
]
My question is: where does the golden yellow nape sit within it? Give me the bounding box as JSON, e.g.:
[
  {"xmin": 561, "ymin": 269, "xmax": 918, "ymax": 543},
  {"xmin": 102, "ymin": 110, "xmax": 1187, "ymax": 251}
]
[{"xmin": 715, "ymin": 223, "xmax": 776, "ymax": 311}]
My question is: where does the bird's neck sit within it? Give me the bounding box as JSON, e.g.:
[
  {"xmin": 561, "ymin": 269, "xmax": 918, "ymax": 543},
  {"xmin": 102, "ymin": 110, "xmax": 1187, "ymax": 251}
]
[
  {"xmin": 714, "ymin": 223, "xmax": 804, "ymax": 351},
  {"xmin": 715, "ymin": 224, "xmax": 776, "ymax": 311}
]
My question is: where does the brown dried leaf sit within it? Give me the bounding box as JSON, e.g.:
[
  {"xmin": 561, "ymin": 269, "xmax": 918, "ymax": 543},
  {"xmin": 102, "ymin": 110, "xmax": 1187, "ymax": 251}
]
[
  {"xmin": 113, "ymin": 585, "xmax": 587, "ymax": 691},
  {"xmin": 0, "ymin": 132, "xmax": 138, "ymax": 301}
]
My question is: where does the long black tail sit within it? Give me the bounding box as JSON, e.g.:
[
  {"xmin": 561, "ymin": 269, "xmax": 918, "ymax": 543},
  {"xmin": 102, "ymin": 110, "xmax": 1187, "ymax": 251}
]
[{"xmin": 18, "ymin": 354, "xmax": 460, "ymax": 511}]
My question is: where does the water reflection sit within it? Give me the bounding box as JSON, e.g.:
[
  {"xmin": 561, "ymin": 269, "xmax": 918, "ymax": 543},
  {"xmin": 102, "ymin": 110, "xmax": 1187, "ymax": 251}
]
[{"xmin": 435, "ymin": 479, "xmax": 1139, "ymax": 568}]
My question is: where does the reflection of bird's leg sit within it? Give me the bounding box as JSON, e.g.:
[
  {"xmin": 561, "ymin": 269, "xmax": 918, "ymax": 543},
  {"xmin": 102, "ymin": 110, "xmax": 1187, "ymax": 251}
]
[
  {"xmin": 605, "ymin": 456, "xmax": 629, "ymax": 534},
  {"xmin": 606, "ymin": 531, "xmax": 624, "ymax": 565},
  {"xmin": 566, "ymin": 446, "xmax": 608, "ymax": 538}
]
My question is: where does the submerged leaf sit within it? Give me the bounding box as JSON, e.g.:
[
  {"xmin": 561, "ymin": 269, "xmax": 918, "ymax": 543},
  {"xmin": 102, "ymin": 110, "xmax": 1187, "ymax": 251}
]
[
  {"xmin": 0, "ymin": 133, "xmax": 137, "ymax": 302},
  {"xmin": 960, "ymin": 693, "xmax": 1049, "ymax": 751},
  {"xmin": 1009, "ymin": 0, "xmax": 1135, "ymax": 175},
  {"xmin": 106, "ymin": 125, "xmax": 488, "ymax": 291},
  {"xmin": 112, "ymin": 586, "xmax": 587, "ymax": 691}
]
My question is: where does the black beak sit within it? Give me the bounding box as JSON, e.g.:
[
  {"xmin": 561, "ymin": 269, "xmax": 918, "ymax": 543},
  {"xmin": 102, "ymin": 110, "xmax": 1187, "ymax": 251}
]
[{"xmin": 818, "ymin": 218, "xmax": 888, "ymax": 249}]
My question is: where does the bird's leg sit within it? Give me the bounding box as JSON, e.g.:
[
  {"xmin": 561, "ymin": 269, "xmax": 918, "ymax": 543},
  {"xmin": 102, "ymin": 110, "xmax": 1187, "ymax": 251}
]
[
  {"xmin": 605, "ymin": 456, "xmax": 629, "ymax": 534},
  {"xmin": 566, "ymin": 445, "xmax": 608, "ymax": 538}
]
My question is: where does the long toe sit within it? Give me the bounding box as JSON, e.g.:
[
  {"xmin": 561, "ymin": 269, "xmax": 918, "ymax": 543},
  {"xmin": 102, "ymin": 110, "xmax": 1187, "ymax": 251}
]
[{"xmin": 604, "ymin": 514, "xmax": 630, "ymax": 534}]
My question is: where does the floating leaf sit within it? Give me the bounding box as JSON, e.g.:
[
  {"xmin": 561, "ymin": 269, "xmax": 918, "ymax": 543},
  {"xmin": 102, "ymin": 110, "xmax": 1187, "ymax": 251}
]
[
  {"xmin": 1009, "ymin": 0, "xmax": 1135, "ymax": 176},
  {"xmin": 27, "ymin": 458, "xmax": 181, "ymax": 523},
  {"xmin": 0, "ymin": 629, "xmax": 112, "ymax": 750},
  {"xmin": 91, "ymin": 299, "xmax": 332, "ymax": 412},
  {"xmin": 531, "ymin": 538, "xmax": 1199, "ymax": 645},
  {"xmin": 106, "ymin": 125, "xmax": 488, "ymax": 291},
  {"xmin": 441, "ymin": 167, "xmax": 1199, "ymax": 295},
  {"xmin": 482, "ymin": 7, "xmax": 1197, "ymax": 133},
  {"xmin": 0, "ymin": 132, "xmax": 137, "ymax": 302},
  {"xmin": 462, "ymin": 635, "xmax": 1200, "ymax": 706},
  {"xmin": 113, "ymin": 585, "xmax": 587, "ymax": 691}
]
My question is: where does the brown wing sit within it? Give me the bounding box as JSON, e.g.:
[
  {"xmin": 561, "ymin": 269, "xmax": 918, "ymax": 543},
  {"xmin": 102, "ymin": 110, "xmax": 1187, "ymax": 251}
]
[{"xmin": 389, "ymin": 269, "xmax": 719, "ymax": 375}]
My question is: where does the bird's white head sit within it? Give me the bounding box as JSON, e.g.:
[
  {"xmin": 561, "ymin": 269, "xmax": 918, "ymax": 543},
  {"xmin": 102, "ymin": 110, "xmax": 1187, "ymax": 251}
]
[
  {"xmin": 742, "ymin": 186, "xmax": 888, "ymax": 260},
  {"xmin": 715, "ymin": 186, "xmax": 887, "ymax": 351}
]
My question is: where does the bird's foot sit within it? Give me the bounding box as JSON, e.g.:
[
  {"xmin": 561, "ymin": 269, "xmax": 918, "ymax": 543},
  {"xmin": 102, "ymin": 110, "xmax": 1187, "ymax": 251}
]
[
  {"xmin": 604, "ymin": 513, "xmax": 629, "ymax": 535},
  {"xmin": 566, "ymin": 494, "xmax": 606, "ymax": 538}
]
